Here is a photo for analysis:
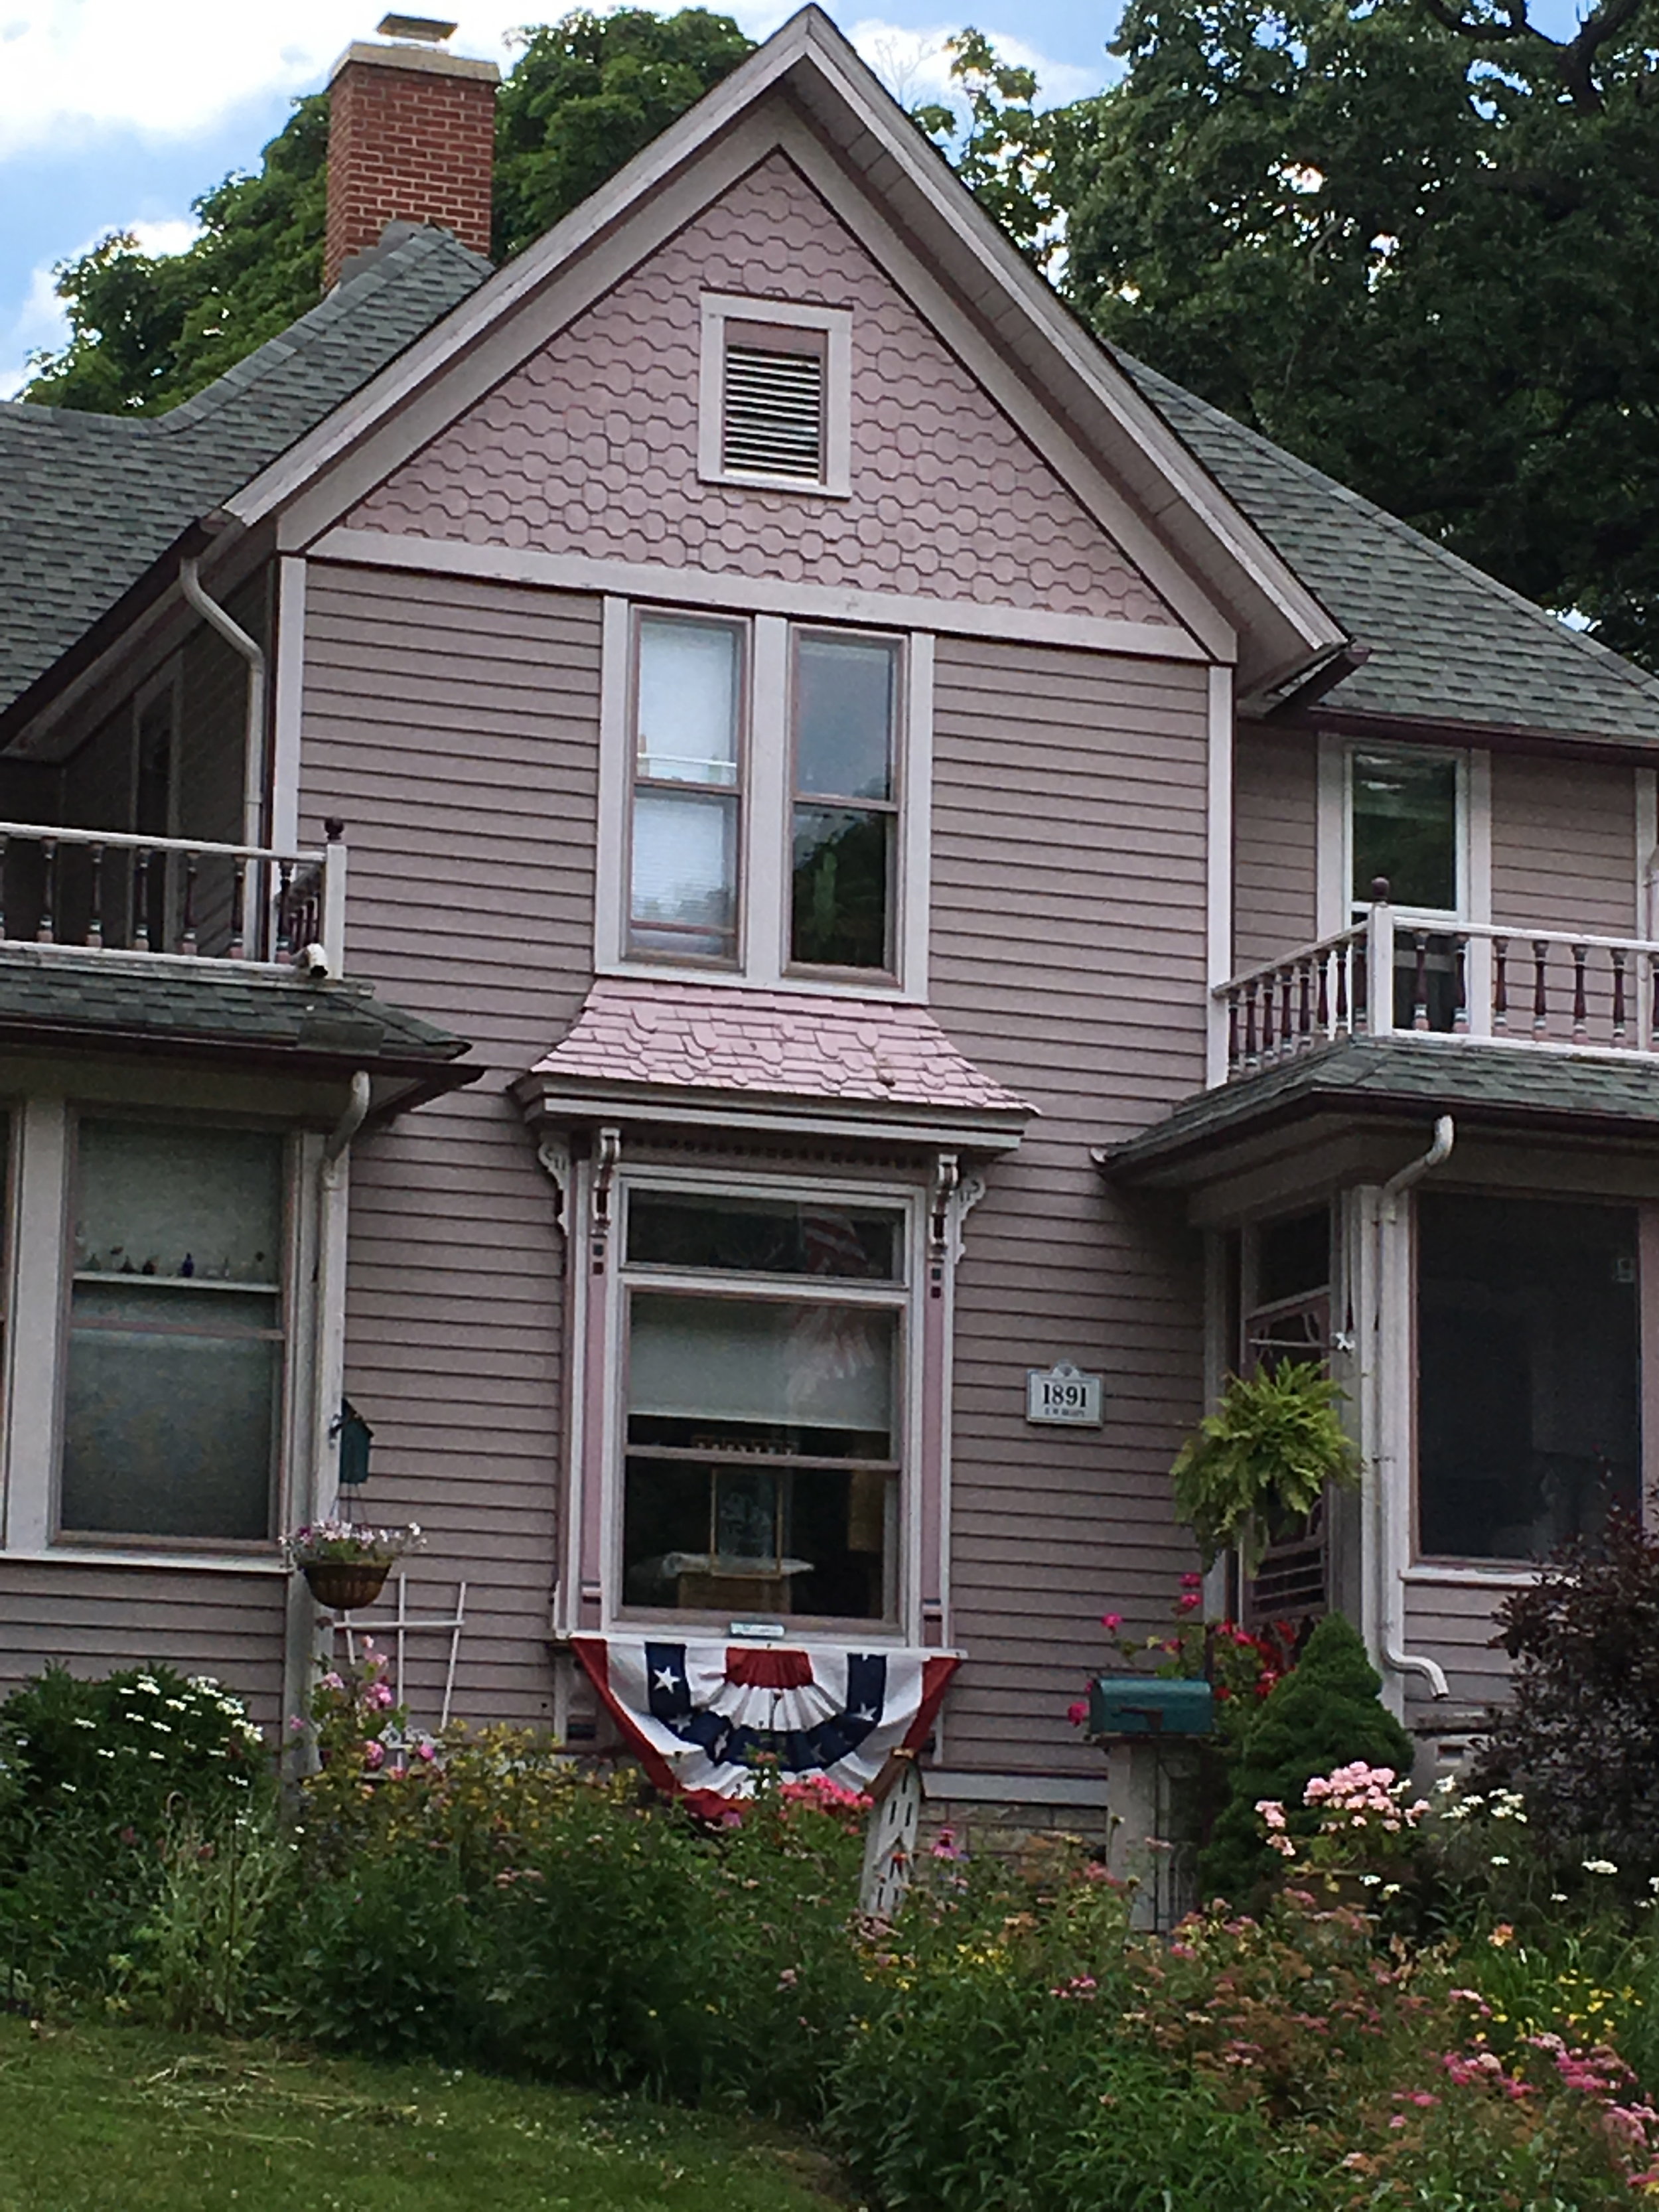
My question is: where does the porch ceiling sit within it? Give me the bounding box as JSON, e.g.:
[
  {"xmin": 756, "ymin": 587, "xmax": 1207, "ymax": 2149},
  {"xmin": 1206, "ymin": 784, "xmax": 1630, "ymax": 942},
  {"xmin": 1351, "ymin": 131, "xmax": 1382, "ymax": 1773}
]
[{"xmin": 1101, "ymin": 1036, "xmax": 1659, "ymax": 1191}]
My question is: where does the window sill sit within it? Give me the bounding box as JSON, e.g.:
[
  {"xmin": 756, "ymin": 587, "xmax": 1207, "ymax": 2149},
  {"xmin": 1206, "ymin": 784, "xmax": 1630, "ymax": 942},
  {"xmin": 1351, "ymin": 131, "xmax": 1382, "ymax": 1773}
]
[
  {"xmin": 596, "ymin": 958, "xmax": 919, "ymax": 1004},
  {"xmin": 8, "ymin": 1545, "xmax": 287, "ymax": 1576},
  {"xmin": 604, "ymin": 1614, "xmax": 912, "ymax": 1647},
  {"xmin": 695, "ymin": 467, "xmax": 851, "ymax": 500},
  {"xmin": 1403, "ymin": 1562, "xmax": 1541, "ymax": 1589}
]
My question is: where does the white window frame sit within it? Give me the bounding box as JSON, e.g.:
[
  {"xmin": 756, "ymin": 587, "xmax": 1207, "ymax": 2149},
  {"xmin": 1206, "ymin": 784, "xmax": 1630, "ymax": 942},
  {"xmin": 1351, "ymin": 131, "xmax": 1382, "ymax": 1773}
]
[
  {"xmin": 697, "ymin": 293, "xmax": 853, "ymax": 499},
  {"xmin": 0, "ymin": 1097, "xmax": 313, "ymax": 1566},
  {"xmin": 597, "ymin": 598, "xmax": 932, "ymax": 999},
  {"xmin": 626, "ymin": 607, "xmax": 750, "ymax": 970}
]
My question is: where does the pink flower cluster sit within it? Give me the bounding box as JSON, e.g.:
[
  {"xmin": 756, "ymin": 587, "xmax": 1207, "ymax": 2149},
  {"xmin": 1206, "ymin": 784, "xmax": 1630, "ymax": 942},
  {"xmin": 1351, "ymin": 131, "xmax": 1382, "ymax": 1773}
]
[
  {"xmin": 1305, "ymin": 1761, "xmax": 1429, "ymax": 1831},
  {"xmin": 778, "ymin": 1775, "xmax": 872, "ymax": 1815}
]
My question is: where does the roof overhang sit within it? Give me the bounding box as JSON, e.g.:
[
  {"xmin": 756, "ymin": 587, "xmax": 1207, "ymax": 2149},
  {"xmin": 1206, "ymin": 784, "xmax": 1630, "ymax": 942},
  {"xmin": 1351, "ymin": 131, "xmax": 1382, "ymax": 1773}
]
[
  {"xmin": 1265, "ymin": 701, "xmax": 1659, "ymax": 769},
  {"xmin": 514, "ymin": 1073, "xmax": 1027, "ymax": 1156}
]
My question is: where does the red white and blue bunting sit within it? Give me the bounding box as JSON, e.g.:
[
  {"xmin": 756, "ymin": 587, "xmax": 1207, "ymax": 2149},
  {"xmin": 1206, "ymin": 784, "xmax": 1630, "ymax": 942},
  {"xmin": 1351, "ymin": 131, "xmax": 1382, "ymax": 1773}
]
[{"xmin": 572, "ymin": 1637, "xmax": 958, "ymax": 1816}]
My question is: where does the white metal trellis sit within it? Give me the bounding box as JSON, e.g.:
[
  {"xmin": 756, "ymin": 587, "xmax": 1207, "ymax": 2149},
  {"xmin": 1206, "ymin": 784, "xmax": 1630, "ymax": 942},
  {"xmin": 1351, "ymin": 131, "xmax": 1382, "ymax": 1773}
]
[{"xmin": 334, "ymin": 1574, "xmax": 468, "ymax": 1731}]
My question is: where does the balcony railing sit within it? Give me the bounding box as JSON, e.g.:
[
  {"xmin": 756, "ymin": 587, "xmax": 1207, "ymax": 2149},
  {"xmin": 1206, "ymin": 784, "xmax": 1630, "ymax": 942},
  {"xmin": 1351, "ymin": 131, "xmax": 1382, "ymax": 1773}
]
[
  {"xmin": 1216, "ymin": 879, "xmax": 1659, "ymax": 1082},
  {"xmin": 0, "ymin": 819, "xmax": 345, "ymax": 972}
]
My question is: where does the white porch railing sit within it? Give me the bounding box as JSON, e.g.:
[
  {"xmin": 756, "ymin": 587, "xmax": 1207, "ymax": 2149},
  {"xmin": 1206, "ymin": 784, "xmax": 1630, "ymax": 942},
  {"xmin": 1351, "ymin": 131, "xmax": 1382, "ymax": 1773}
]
[
  {"xmin": 1215, "ymin": 882, "xmax": 1659, "ymax": 1082},
  {"xmin": 0, "ymin": 818, "xmax": 346, "ymax": 971}
]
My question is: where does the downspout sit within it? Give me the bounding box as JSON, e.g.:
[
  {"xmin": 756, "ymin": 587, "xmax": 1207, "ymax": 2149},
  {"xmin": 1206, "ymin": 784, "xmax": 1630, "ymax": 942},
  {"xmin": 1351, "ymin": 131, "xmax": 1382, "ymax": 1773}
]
[
  {"xmin": 1374, "ymin": 1116, "xmax": 1455, "ymax": 1704},
  {"xmin": 179, "ymin": 555, "xmax": 267, "ymax": 861},
  {"xmin": 283, "ymin": 1070, "xmax": 373, "ymax": 1741}
]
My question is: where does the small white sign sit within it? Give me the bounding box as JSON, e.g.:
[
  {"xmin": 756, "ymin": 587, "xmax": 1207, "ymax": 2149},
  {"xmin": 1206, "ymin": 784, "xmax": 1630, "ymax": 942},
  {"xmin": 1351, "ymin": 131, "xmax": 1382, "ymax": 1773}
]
[{"xmin": 1026, "ymin": 1361, "xmax": 1104, "ymax": 1427}]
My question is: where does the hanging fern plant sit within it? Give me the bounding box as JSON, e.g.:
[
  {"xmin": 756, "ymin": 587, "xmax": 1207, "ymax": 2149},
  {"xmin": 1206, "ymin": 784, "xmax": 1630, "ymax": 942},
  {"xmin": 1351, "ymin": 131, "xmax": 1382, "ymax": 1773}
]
[{"xmin": 1172, "ymin": 1360, "xmax": 1359, "ymax": 1574}]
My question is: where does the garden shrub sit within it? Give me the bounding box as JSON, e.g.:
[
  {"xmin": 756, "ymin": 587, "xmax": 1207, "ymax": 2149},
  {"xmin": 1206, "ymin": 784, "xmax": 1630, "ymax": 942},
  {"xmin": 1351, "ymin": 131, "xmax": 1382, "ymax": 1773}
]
[
  {"xmin": 1475, "ymin": 1511, "xmax": 1659, "ymax": 1893},
  {"xmin": 0, "ymin": 1662, "xmax": 271, "ymax": 1998},
  {"xmin": 1198, "ymin": 1615, "xmax": 1413, "ymax": 1907}
]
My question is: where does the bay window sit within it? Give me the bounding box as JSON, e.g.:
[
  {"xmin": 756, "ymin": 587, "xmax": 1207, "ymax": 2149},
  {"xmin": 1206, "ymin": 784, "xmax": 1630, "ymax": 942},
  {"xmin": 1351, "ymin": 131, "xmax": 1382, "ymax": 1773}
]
[
  {"xmin": 60, "ymin": 1119, "xmax": 287, "ymax": 1543},
  {"xmin": 618, "ymin": 1189, "xmax": 908, "ymax": 1625}
]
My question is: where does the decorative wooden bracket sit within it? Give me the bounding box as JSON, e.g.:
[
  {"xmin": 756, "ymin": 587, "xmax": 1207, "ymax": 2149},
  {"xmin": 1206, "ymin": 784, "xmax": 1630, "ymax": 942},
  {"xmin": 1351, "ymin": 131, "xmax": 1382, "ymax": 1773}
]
[
  {"xmin": 589, "ymin": 1126, "xmax": 622, "ymax": 1275},
  {"xmin": 535, "ymin": 1135, "xmax": 573, "ymax": 1232}
]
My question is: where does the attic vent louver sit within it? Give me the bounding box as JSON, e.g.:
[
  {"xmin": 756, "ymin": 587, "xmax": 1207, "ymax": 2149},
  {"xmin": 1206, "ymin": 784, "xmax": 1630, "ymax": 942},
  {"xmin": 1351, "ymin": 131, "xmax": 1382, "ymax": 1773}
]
[{"xmin": 722, "ymin": 344, "xmax": 826, "ymax": 482}]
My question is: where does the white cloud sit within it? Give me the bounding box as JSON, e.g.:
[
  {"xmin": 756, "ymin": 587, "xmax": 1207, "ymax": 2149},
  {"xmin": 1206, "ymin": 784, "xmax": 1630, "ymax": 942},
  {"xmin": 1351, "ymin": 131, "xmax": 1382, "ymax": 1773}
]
[
  {"xmin": 841, "ymin": 19, "xmax": 1103, "ymax": 110},
  {"xmin": 0, "ymin": 3, "xmax": 520, "ymax": 161},
  {"xmin": 0, "ymin": 216, "xmax": 198, "ymax": 398},
  {"xmin": 0, "ymin": 5, "xmax": 1101, "ymax": 163}
]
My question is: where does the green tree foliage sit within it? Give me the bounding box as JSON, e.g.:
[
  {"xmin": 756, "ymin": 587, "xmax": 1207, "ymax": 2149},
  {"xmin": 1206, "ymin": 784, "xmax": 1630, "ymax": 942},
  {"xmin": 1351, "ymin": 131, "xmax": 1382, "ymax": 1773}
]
[
  {"xmin": 913, "ymin": 28, "xmax": 1061, "ymax": 268},
  {"xmin": 1198, "ymin": 1613, "xmax": 1415, "ymax": 1907},
  {"xmin": 1052, "ymin": 0, "xmax": 1659, "ymax": 666},
  {"xmin": 21, "ymin": 10, "xmax": 754, "ymax": 417}
]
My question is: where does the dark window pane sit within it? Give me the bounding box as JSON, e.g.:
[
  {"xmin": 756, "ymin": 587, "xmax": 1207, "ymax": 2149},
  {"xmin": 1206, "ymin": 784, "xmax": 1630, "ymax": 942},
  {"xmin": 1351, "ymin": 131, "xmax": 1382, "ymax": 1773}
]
[
  {"xmin": 1417, "ymin": 1195, "xmax": 1639, "ymax": 1560},
  {"xmin": 622, "ymin": 1454, "xmax": 894, "ymax": 1621},
  {"xmin": 1352, "ymin": 750, "xmax": 1459, "ymax": 912},
  {"xmin": 1256, "ymin": 1208, "xmax": 1331, "ymax": 1306},
  {"xmin": 796, "ymin": 636, "xmax": 895, "ymax": 800},
  {"xmin": 75, "ymin": 1122, "xmax": 282, "ymax": 1286},
  {"xmin": 628, "ymin": 1194, "xmax": 900, "ymax": 1278},
  {"xmin": 791, "ymin": 805, "xmax": 891, "ymax": 970}
]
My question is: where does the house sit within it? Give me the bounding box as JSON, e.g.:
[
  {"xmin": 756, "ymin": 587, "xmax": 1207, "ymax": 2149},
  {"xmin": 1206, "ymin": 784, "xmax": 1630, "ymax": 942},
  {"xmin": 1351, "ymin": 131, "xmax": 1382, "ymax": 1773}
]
[{"xmin": 3, "ymin": 6, "xmax": 1658, "ymax": 1838}]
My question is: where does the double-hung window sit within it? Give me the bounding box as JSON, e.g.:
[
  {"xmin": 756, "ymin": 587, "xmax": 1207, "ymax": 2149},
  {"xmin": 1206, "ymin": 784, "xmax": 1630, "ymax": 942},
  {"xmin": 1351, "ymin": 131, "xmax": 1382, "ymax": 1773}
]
[
  {"xmin": 617, "ymin": 1187, "xmax": 909, "ymax": 1627},
  {"xmin": 613, "ymin": 610, "xmax": 917, "ymax": 988},
  {"xmin": 629, "ymin": 615, "xmax": 744, "ymax": 962},
  {"xmin": 60, "ymin": 1120, "xmax": 287, "ymax": 1544}
]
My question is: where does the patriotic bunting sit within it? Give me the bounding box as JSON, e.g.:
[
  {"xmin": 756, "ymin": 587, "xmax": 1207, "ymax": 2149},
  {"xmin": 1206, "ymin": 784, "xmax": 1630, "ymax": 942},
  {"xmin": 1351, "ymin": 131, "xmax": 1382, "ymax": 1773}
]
[{"xmin": 572, "ymin": 1635, "xmax": 958, "ymax": 1816}]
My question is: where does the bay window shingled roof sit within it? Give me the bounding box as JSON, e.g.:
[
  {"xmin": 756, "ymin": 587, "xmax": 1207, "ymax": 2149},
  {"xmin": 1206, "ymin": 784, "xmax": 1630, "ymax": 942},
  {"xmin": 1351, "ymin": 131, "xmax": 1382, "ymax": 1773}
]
[
  {"xmin": 525, "ymin": 980, "xmax": 1033, "ymax": 1120},
  {"xmin": 0, "ymin": 226, "xmax": 491, "ymax": 713}
]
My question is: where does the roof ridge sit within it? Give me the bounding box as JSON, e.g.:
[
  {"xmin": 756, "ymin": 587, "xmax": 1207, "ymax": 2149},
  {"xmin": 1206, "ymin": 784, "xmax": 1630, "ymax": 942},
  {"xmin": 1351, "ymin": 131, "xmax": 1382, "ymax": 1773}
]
[{"xmin": 1121, "ymin": 351, "xmax": 1659, "ymax": 715}]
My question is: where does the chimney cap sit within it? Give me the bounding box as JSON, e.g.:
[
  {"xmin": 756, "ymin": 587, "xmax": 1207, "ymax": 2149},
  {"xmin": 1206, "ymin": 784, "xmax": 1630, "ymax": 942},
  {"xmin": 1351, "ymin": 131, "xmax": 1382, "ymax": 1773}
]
[{"xmin": 376, "ymin": 13, "xmax": 458, "ymax": 40}]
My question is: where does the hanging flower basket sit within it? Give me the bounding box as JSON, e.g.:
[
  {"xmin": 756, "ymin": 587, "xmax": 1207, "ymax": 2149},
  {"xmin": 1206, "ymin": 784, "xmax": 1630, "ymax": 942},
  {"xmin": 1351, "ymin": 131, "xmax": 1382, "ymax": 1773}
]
[
  {"xmin": 301, "ymin": 1559, "xmax": 392, "ymax": 1611},
  {"xmin": 282, "ymin": 1519, "xmax": 424, "ymax": 1612}
]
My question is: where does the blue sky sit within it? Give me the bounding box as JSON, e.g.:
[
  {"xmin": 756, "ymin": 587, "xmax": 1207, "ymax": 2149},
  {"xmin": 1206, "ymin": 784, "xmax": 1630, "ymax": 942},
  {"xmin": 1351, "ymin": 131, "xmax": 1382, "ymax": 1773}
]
[
  {"xmin": 0, "ymin": 0, "xmax": 1599, "ymax": 400},
  {"xmin": 0, "ymin": 1, "xmax": 1119, "ymax": 398}
]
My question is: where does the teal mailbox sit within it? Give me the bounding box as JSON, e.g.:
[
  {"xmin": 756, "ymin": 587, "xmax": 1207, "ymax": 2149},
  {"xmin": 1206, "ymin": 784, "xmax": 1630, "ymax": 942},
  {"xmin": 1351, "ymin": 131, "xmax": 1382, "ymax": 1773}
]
[{"xmin": 1088, "ymin": 1676, "xmax": 1213, "ymax": 1739}]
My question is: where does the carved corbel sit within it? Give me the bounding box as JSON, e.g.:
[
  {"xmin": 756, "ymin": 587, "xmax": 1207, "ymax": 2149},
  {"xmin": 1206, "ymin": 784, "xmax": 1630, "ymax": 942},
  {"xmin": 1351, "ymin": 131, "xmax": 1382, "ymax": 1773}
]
[
  {"xmin": 535, "ymin": 1135, "xmax": 573, "ymax": 1233},
  {"xmin": 589, "ymin": 1126, "xmax": 622, "ymax": 1274}
]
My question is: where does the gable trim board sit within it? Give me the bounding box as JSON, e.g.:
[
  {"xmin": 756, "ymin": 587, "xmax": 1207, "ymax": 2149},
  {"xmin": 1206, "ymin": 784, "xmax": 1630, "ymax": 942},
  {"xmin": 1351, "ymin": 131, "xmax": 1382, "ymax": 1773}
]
[
  {"xmin": 307, "ymin": 530, "xmax": 1208, "ymax": 664},
  {"xmin": 224, "ymin": 13, "xmax": 1340, "ymax": 692}
]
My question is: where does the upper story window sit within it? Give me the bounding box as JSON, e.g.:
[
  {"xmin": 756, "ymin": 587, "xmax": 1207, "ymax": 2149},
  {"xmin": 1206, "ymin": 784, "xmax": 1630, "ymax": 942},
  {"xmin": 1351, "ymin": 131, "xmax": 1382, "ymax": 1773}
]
[
  {"xmin": 618, "ymin": 1187, "xmax": 907, "ymax": 1627},
  {"xmin": 630, "ymin": 615, "xmax": 744, "ymax": 962},
  {"xmin": 792, "ymin": 632, "xmax": 899, "ymax": 972},
  {"xmin": 60, "ymin": 1120, "xmax": 287, "ymax": 1544},
  {"xmin": 605, "ymin": 603, "xmax": 927, "ymax": 994},
  {"xmin": 1348, "ymin": 747, "xmax": 1463, "ymax": 918},
  {"xmin": 698, "ymin": 295, "xmax": 852, "ymax": 499}
]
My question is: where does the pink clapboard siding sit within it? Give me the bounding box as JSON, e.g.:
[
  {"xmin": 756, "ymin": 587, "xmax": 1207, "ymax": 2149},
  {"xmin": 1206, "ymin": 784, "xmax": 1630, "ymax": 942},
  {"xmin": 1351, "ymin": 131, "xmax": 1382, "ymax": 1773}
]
[
  {"xmin": 1404, "ymin": 1583, "xmax": 1512, "ymax": 1722},
  {"xmin": 1490, "ymin": 751, "xmax": 1636, "ymax": 934},
  {"xmin": 299, "ymin": 561, "xmax": 600, "ymax": 1728},
  {"xmin": 928, "ymin": 635, "xmax": 1210, "ymax": 1775},
  {"xmin": 351, "ymin": 152, "xmax": 1174, "ymax": 630},
  {"xmin": 1233, "ymin": 725, "xmax": 1319, "ymax": 974},
  {"xmin": 0, "ymin": 1564, "xmax": 287, "ymax": 1729}
]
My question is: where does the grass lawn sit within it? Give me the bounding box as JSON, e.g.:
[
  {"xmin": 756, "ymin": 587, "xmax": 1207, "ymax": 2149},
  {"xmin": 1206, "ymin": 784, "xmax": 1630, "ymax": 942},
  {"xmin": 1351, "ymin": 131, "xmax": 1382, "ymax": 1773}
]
[{"xmin": 0, "ymin": 2013, "xmax": 852, "ymax": 2211}]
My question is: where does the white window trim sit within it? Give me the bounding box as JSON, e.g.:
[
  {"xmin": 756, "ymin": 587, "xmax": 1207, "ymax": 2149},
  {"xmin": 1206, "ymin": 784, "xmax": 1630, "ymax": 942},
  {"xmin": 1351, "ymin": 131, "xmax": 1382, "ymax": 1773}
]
[
  {"xmin": 585, "ymin": 1163, "xmax": 932, "ymax": 1644},
  {"xmin": 1317, "ymin": 734, "xmax": 1489, "ymax": 936},
  {"xmin": 596, "ymin": 597, "xmax": 932, "ymax": 1000},
  {"xmin": 0, "ymin": 1098, "xmax": 316, "ymax": 1562},
  {"xmin": 697, "ymin": 293, "xmax": 852, "ymax": 498}
]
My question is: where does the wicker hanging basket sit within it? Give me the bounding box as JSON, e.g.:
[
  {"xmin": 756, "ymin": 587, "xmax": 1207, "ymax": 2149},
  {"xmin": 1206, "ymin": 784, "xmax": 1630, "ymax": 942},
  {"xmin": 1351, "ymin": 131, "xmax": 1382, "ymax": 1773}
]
[{"xmin": 301, "ymin": 1558, "xmax": 392, "ymax": 1611}]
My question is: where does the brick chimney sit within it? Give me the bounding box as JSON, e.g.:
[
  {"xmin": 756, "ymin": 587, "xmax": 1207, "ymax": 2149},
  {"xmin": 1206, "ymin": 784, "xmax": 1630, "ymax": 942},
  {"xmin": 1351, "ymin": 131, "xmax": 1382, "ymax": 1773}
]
[{"xmin": 325, "ymin": 18, "xmax": 500, "ymax": 289}]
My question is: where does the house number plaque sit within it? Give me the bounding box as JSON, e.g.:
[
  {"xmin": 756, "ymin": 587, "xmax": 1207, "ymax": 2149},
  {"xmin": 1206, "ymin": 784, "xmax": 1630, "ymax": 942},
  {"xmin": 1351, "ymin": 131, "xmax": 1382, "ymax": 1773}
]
[{"xmin": 1025, "ymin": 1361, "xmax": 1104, "ymax": 1427}]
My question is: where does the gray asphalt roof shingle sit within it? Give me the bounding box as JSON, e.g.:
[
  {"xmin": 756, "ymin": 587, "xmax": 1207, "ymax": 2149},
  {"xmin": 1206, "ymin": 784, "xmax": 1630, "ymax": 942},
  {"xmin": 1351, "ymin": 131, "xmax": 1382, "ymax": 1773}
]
[
  {"xmin": 0, "ymin": 946, "xmax": 472, "ymax": 1064},
  {"xmin": 1108, "ymin": 1035, "xmax": 1659, "ymax": 1178},
  {"xmin": 5, "ymin": 213, "xmax": 1658, "ymax": 751},
  {"xmin": 0, "ymin": 227, "xmax": 491, "ymax": 711},
  {"xmin": 1121, "ymin": 356, "xmax": 1659, "ymax": 745}
]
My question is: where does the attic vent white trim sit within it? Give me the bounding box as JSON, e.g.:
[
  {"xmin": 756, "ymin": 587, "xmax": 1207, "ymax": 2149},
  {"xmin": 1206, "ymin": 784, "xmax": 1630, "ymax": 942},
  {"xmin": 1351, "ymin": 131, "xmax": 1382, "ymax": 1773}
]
[
  {"xmin": 723, "ymin": 344, "xmax": 825, "ymax": 480},
  {"xmin": 699, "ymin": 293, "xmax": 853, "ymax": 498}
]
